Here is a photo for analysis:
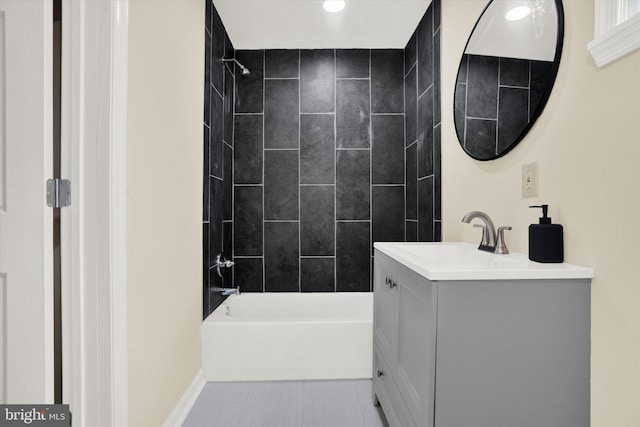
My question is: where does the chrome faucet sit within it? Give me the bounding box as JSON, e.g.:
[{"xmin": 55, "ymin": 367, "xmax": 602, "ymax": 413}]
[
  {"xmin": 212, "ymin": 286, "xmax": 240, "ymax": 296},
  {"xmin": 461, "ymin": 211, "xmax": 512, "ymax": 254},
  {"xmin": 462, "ymin": 211, "xmax": 497, "ymax": 252}
]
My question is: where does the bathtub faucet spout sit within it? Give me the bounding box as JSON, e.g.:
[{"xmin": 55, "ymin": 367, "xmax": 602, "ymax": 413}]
[{"xmin": 212, "ymin": 286, "xmax": 240, "ymax": 296}]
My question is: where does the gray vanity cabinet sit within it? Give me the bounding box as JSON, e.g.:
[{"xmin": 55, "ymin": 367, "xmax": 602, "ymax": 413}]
[
  {"xmin": 373, "ymin": 249, "xmax": 591, "ymax": 427},
  {"xmin": 373, "ymin": 250, "xmax": 436, "ymax": 427}
]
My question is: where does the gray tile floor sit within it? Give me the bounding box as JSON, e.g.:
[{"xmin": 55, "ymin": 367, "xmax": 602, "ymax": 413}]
[{"xmin": 182, "ymin": 379, "xmax": 389, "ymax": 427}]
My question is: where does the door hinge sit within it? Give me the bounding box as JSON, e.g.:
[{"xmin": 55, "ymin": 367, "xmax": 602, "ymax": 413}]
[{"xmin": 46, "ymin": 179, "xmax": 71, "ymax": 208}]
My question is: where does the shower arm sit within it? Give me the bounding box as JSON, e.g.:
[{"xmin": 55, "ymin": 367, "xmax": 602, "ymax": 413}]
[
  {"xmin": 222, "ymin": 58, "xmax": 250, "ymax": 75},
  {"xmin": 221, "ymin": 58, "xmax": 241, "ymax": 66}
]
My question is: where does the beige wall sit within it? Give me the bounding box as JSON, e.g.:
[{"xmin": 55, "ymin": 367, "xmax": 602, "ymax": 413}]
[
  {"xmin": 442, "ymin": 1, "xmax": 640, "ymax": 425},
  {"xmin": 127, "ymin": 0, "xmax": 204, "ymax": 425}
]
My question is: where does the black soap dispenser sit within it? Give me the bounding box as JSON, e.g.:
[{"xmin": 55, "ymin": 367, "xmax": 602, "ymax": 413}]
[{"xmin": 529, "ymin": 205, "xmax": 563, "ymax": 263}]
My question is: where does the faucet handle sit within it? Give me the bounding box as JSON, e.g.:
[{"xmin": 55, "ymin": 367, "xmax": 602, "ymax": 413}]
[
  {"xmin": 473, "ymin": 224, "xmax": 490, "ymax": 246},
  {"xmin": 216, "ymin": 253, "xmax": 235, "ymax": 277},
  {"xmin": 495, "ymin": 226, "xmax": 512, "ymax": 254}
]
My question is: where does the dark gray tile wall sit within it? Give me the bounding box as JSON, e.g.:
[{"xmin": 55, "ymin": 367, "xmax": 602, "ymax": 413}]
[
  {"xmin": 265, "ymin": 49, "xmax": 299, "ymax": 78},
  {"xmin": 455, "ymin": 53, "xmax": 554, "ymax": 159},
  {"xmin": 372, "ymin": 186, "xmax": 405, "ymax": 244},
  {"xmin": 233, "ymin": 115, "xmax": 263, "ymax": 184},
  {"xmin": 204, "ymin": 1, "xmax": 441, "ymax": 305},
  {"xmin": 300, "ymin": 186, "xmax": 335, "ymax": 256},
  {"xmin": 336, "ymin": 221, "xmax": 371, "ymax": 292},
  {"xmin": 203, "ymin": 1, "xmax": 235, "ymax": 319},
  {"xmin": 235, "ymin": 50, "xmax": 264, "ymax": 113},
  {"xmin": 371, "ymin": 50, "xmax": 404, "ymax": 113},
  {"xmin": 372, "ymin": 115, "xmax": 404, "ymax": 185},
  {"xmin": 405, "ymin": 0, "xmax": 441, "ymax": 243},
  {"xmin": 336, "ymin": 150, "xmax": 370, "ymax": 220},
  {"xmin": 336, "ymin": 80, "xmax": 370, "ymax": 149},
  {"xmin": 300, "ymin": 50, "xmax": 335, "ymax": 113},
  {"xmin": 232, "ymin": 48, "xmax": 405, "ymax": 293},
  {"xmin": 264, "ymin": 222, "xmax": 299, "ymax": 292},
  {"xmin": 264, "ymin": 150, "xmax": 299, "ymax": 220},
  {"xmin": 265, "ymin": 79, "xmax": 299, "ymax": 148},
  {"xmin": 336, "ymin": 49, "xmax": 369, "ymax": 78},
  {"xmin": 301, "ymin": 258, "xmax": 335, "ymax": 292},
  {"xmin": 300, "ymin": 114, "xmax": 335, "ymax": 184},
  {"xmin": 234, "ymin": 186, "xmax": 263, "ymax": 256}
]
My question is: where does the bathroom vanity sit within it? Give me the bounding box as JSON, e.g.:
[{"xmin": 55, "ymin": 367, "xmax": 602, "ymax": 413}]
[{"xmin": 372, "ymin": 242, "xmax": 593, "ymax": 427}]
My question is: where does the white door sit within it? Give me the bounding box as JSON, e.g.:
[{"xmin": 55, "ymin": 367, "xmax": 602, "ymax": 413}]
[{"xmin": 0, "ymin": 0, "xmax": 54, "ymax": 403}]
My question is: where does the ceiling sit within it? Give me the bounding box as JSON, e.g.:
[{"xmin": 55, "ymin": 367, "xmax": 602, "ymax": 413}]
[{"xmin": 213, "ymin": 0, "xmax": 432, "ymax": 50}]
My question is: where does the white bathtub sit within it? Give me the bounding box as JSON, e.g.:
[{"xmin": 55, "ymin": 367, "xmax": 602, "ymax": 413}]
[{"xmin": 201, "ymin": 292, "xmax": 373, "ymax": 382}]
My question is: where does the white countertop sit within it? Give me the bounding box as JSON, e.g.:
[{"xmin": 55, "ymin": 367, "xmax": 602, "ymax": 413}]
[{"xmin": 374, "ymin": 242, "xmax": 594, "ymax": 281}]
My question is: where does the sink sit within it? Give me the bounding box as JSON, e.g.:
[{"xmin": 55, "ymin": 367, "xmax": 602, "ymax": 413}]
[
  {"xmin": 373, "ymin": 242, "xmax": 594, "ymax": 281},
  {"xmin": 391, "ymin": 242, "xmax": 517, "ymax": 265}
]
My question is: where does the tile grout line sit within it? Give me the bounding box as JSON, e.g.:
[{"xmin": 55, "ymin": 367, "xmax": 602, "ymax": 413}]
[
  {"xmin": 231, "ymin": 47, "xmax": 236, "ymax": 289},
  {"xmin": 334, "ymin": 49, "xmax": 338, "ymax": 293},
  {"xmin": 432, "ymin": 23, "xmax": 437, "ymax": 242},
  {"xmin": 369, "ymin": 49, "xmax": 373, "ymax": 292},
  {"xmin": 404, "ymin": 46, "xmax": 408, "ymax": 243},
  {"xmin": 299, "ymin": 49, "xmax": 302, "ymax": 293},
  {"xmin": 262, "ymin": 49, "xmax": 266, "ymax": 293},
  {"xmin": 416, "ymin": 26, "xmax": 421, "ymax": 241}
]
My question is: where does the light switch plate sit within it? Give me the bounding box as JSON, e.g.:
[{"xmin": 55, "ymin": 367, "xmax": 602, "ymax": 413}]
[{"xmin": 522, "ymin": 162, "xmax": 538, "ymax": 198}]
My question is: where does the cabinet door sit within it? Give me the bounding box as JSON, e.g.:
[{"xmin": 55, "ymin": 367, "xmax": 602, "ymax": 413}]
[
  {"xmin": 395, "ymin": 265, "xmax": 437, "ymax": 427},
  {"xmin": 373, "ymin": 251, "xmax": 399, "ymax": 366},
  {"xmin": 373, "ymin": 347, "xmax": 416, "ymax": 427}
]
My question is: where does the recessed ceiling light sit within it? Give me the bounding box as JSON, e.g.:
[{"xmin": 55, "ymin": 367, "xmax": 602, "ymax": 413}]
[
  {"xmin": 505, "ymin": 5, "xmax": 531, "ymax": 21},
  {"xmin": 323, "ymin": 0, "xmax": 346, "ymax": 13}
]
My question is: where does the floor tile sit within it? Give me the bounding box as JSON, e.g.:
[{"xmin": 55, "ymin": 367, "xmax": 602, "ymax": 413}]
[
  {"xmin": 183, "ymin": 379, "xmax": 387, "ymax": 427},
  {"xmin": 302, "ymin": 380, "xmax": 365, "ymax": 426},
  {"xmin": 240, "ymin": 381, "xmax": 303, "ymax": 427}
]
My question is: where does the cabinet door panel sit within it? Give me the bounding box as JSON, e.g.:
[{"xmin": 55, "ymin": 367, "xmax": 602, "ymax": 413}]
[
  {"xmin": 373, "ymin": 348, "xmax": 417, "ymax": 427},
  {"xmin": 373, "ymin": 251, "xmax": 399, "ymax": 365},
  {"xmin": 396, "ymin": 267, "xmax": 436, "ymax": 427}
]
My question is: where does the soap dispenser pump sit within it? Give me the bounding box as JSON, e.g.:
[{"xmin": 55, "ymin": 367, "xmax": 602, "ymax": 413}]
[{"xmin": 529, "ymin": 205, "xmax": 563, "ymax": 263}]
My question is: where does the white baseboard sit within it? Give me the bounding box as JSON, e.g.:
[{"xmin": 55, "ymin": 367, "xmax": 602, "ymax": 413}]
[{"xmin": 163, "ymin": 369, "xmax": 206, "ymax": 427}]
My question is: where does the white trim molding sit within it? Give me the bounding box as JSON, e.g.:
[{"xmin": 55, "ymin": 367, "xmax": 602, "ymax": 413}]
[
  {"xmin": 109, "ymin": 1, "xmax": 129, "ymax": 426},
  {"xmin": 162, "ymin": 370, "xmax": 206, "ymax": 427},
  {"xmin": 61, "ymin": 0, "xmax": 128, "ymax": 425},
  {"xmin": 588, "ymin": 0, "xmax": 640, "ymax": 67}
]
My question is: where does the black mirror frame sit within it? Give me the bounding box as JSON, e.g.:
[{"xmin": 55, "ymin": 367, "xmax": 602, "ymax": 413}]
[{"xmin": 454, "ymin": 0, "xmax": 565, "ymax": 161}]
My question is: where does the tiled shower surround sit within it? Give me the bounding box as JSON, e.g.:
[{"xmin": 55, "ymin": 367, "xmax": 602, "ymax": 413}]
[
  {"xmin": 203, "ymin": 2, "xmax": 235, "ymax": 317},
  {"xmin": 405, "ymin": 1, "xmax": 442, "ymax": 242},
  {"xmin": 203, "ymin": 0, "xmax": 441, "ymax": 318}
]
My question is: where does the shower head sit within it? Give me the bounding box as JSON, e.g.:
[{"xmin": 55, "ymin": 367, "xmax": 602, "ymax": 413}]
[{"xmin": 222, "ymin": 58, "xmax": 250, "ymax": 77}]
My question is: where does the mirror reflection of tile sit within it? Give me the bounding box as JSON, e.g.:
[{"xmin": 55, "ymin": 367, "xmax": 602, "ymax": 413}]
[{"xmin": 455, "ymin": 53, "xmax": 554, "ymax": 159}]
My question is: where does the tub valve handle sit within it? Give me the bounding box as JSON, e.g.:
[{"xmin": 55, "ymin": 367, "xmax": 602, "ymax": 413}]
[
  {"xmin": 376, "ymin": 370, "xmax": 384, "ymax": 378},
  {"xmin": 216, "ymin": 253, "xmax": 235, "ymax": 278}
]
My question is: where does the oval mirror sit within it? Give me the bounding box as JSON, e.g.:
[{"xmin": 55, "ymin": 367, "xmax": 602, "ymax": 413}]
[{"xmin": 454, "ymin": 0, "xmax": 564, "ymax": 160}]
